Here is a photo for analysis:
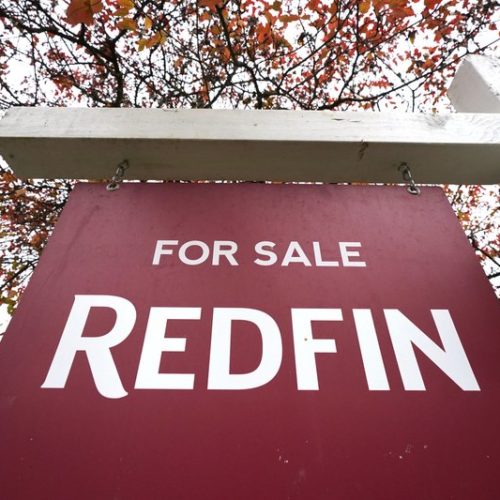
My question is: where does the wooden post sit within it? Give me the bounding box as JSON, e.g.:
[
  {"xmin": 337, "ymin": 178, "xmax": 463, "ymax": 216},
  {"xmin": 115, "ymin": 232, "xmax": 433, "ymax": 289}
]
[{"xmin": 448, "ymin": 54, "xmax": 500, "ymax": 113}]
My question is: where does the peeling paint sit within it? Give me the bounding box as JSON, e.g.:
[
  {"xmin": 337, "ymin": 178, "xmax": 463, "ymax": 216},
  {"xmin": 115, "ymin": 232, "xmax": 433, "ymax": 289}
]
[{"xmin": 425, "ymin": 114, "xmax": 450, "ymax": 128}]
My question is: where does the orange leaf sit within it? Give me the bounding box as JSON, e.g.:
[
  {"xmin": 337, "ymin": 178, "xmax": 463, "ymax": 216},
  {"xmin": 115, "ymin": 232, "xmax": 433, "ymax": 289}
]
[
  {"xmin": 117, "ymin": 17, "xmax": 137, "ymax": 31},
  {"xmin": 279, "ymin": 14, "xmax": 301, "ymax": 23},
  {"xmin": 158, "ymin": 30, "xmax": 168, "ymax": 45},
  {"xmin": 222, "ymin": 47, "xmax": 231, "ymax": 63},
  {"xmin": 210, "ymin": 24, "xmax": 222, "ymax": 35},
  {"xmin": 359, "ymin": 1, "xmax": 371, "ymax": 14},
  {"xmin": 115, "ymin": 8, "xmax": 131, "ymax": 17},
  {"xmin": 66, "ymin": 0, "xmax": 103, "ymax": 26},
  {"xmin": 424, "ymin": 0, "xmax": 440, "ymax": 9},
  {"xmin": 256, "ymin": 24, "xmax": 272, "ymax": 44},
  {"xmin": 114, "ymin": 0, "xmax": 134, "ymax": 17},
  {"xmin": 199, "ymin": 0, "xmax": 222, "ymax": 10},
  {"xmin": 30, "ymin": 233, "xmax": 43, "ymax": 247},
  {"xmin": 118, "ymin": 0, "xmax": 135, "ymax": 8},
  {"xmin": 144, "ymin": 16, "xmax": 153, "ymax": 30},
  {"xmin": 1, "ymin": 172, "xmax": 16, "ymax": 184},
  {"xmin": 143, "ymin": 30, "xmax": 168, "ymax": 49},
  {"xmin": 307, "ymin": 0, "xmax": 321, "ymax": 11}
]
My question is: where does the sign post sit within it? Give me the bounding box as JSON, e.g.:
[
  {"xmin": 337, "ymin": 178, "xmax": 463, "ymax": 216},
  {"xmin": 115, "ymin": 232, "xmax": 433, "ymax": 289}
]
[{"xmin": 0, "ymin": 183, "xmax": 498, "ymax": 499}]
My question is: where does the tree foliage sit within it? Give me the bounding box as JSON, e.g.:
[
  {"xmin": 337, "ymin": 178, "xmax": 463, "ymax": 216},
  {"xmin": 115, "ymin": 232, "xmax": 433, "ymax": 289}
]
[
  {"xmin": 2, "ymin": 0, "xmax": 499, "ymax": 109},
  {"xmin": 0, "ymin": 0, "xmax": 499, "ymax": 316}
]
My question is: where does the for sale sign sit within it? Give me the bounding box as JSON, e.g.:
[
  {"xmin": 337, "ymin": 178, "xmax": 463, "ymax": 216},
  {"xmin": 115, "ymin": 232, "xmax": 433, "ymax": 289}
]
[{"xmin": 0, "ymin": 184, "xmax": 498, "ymax": 499}]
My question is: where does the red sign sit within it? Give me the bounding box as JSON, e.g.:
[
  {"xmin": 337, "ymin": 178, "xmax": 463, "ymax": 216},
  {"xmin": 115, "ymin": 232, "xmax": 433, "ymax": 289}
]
[{"xmin": 0, "ymin": 184, "xmax": 498, "ymax": 499}]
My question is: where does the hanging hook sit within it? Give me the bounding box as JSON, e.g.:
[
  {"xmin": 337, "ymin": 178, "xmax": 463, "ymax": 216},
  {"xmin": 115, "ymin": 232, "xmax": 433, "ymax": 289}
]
[
  {"xmin": 398, "ymin": 163, "xmax": 420, "ymax": 196},
  {"xmin": 106, "ymin": 160, "xmax": 129, "ymax": 192}
]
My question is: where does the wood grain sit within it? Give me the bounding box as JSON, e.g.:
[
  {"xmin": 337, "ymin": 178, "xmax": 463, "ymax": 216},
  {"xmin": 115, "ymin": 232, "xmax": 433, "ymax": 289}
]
[{"xmin": 1, "ymin": 107, "xmax": 499, "ymax": 183}]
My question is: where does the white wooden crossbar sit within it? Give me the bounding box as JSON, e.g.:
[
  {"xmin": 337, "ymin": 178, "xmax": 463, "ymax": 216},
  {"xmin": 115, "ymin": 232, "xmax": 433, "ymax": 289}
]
[{"xmin": 0, "ymin": 107, "xmax": 499, "ymax": 184}]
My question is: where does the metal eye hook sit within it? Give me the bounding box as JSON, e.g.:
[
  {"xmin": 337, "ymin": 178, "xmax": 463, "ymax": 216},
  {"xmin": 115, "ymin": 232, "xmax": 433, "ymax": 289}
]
[
  {"xmin": 398, "ymin": 163, "xmax": 421, "ymax": 196},
  {"xmin": 106, "ymin": 160, "xmax": 130, "ymax": 192}
]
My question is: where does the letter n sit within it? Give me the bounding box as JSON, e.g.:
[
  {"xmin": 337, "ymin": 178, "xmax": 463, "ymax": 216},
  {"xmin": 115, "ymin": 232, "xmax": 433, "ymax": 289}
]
[{"xmin": 384, "ymin": 309, "xmax": 480, "ymax": 391}]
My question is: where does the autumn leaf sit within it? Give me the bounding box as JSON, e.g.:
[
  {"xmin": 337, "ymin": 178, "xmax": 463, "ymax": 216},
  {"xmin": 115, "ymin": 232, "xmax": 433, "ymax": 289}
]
[
  {"xmin": 424, "ymin": 0, "xmax": 441, "ymax": 9},
  {"xmin": 117, "ymin": 17, "xmax": 137, "ymax": 31},
  {"xmin": 29, "ymin": 233, "xmax": 44, "ymax": 248},
  {"xmin": 144, "ymin": 16, "xmax": 153, "ymax": 30},
  {"xmin": 66, "ymin": 0, "xmax": 103, "ymax": 26},
  {"xmin": 115, "ymin": 0, "xmax": 135, "ymax": 17},
  {"xmin": 117, "ymin": 0, "xmax": 135, "ymax": 9},
  {"xmin": 279, "ymin": 15, "xmax": 301, "ymax": 23},
  {"xmin": 158, "ymin": 30, "xmax": 168, "ymax": 45},
  {"xmin": 307, "ymin": 0, "xmax": 321, "ymax": 11},
  {"xmin": 199, "ymin": 0, "xmax": 222, "ymax": 11},
  {"xmin": 140, "ymin": 30, "xmax": 168, "ymax": 49},
  {"xmin": 2, "ymin": 172, "xmax": 16, "ymax": 183},
  {"xmin": 256, "ymin": 23, "xmax": 272, "ymax": 45},
  {"xmin": 221, "ymin": 47, "xmax": 231, "ymax": 63},
  {"xmin": 210, "ymin": 24, "xmax": 222, "ymax": 36},
  {"xmin": 458, "ymin": 211, "xmax": 470, "ymax": 223},
  {"xmin": 422, "ymin": 58, "xmax": 434, "ymax": 69},
  {"xmin": 359, "ymin": 1, "xmax": 371, "ymax": 14},
  {"xmin": 115, "ymin": 8, "xmax": 131, "ymax": 16}
]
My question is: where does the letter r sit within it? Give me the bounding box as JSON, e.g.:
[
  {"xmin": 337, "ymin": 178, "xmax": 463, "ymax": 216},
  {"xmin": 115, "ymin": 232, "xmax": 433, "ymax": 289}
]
[{"xmin": 41, "ymin": 294, "xmax": 136, "ymax": 399}]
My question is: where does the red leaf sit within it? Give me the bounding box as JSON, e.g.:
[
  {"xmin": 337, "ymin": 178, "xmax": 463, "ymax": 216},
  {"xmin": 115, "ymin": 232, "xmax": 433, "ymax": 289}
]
[
  {"xmin": 424, "ymin": 0, "xmax": 440, "ymax": 9},
  {"xmin": 199, "ymin": 0, "xmax": 222, "ymax": 11},
  {"xmin": 66, "ymin": 0, "xmax": 103, "ymax": 26}
]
